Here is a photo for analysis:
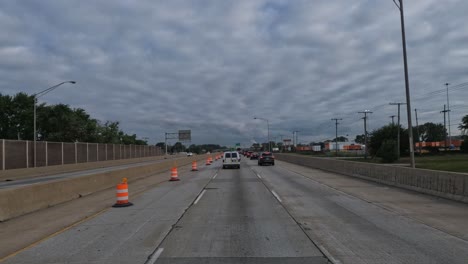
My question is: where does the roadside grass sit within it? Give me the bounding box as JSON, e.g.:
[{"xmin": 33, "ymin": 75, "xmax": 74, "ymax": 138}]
[
  {"xmin": 344, "ymin": 154, "xmax": 468, "ymax": 173},
  {"xmin": 294, "ymin": 151, "xmax": 468, "ymax": 173},
  {"xmin": 412, "ymin": 155, "xmax": 468, "ymax": 173}
]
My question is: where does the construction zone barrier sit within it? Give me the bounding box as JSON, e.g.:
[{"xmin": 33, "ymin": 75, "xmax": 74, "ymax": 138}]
[
  {"xmin": 170, "ymin": 167, "xmax": 180, "ymax": 181},
  {"xmin": 191, "ymin": 161, "xmax": 198, "ymax": 171},
  {"xmin": 112, "ymin": 178, "xmax": 133, "ymax": 207}
]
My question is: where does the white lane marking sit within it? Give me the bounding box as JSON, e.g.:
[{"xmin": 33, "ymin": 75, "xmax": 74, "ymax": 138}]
[
  {"xmin": 256, "ymin": 173, "xmax": 262, "ymax": 179},
  {"xmin": 147, "ymin": 248, "xmax": 164, "ymax": 264},
  {"xmin": 212, "ymin": 173, "xmax": 217, "ymax": 179},
  {"xmin": 317, "ymin": 245, "xmax": 341, "ymax": 264},
  {"xmin": 194, "ymin": 189, "xmax": 207, "ymax": 205},
  {"xmin": 271, "ymin": 190, "xmax": 282, "ymax": 203}
]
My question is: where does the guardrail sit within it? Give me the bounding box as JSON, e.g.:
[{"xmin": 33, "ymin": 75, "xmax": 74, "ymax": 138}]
[
  {"xmin": 276, "ymin": 154, "xmax": 468, "ymax": 204},
  {"xmin": 0, "ymin": 139, "xmax": 163, "ymax": 171}
]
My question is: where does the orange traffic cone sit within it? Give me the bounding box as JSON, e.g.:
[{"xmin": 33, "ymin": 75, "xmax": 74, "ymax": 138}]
[
  {"xmin": 170, "ymin": 167, "xmax": 180, "ymax": 181},
  {"xmin": 191, "ymin": 161, "xmax": 198, "ymax": 171},
  {"xmin": 209, "ymin": 157, "xmax": 213, "ymax": 164},
  {"xmin": 112, "ymin": 178, "xmax": 133, "ymax": 207},
  {"xmin": 206, "ymin": 157, "xmax": 211, "ymax": 166}
]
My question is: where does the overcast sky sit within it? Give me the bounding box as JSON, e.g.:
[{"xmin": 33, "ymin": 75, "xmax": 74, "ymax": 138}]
[{"xmin": 1, "ymin": 0, "xmax": 467, "ymax": 147}]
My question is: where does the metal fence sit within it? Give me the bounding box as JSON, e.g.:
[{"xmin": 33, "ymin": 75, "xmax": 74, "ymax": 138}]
[{"xmin": 0, "ymin": 139, "xmax": 163, "ymax": 170}]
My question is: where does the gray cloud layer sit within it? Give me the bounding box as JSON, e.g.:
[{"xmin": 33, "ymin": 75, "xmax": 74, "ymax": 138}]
[{"xmin": 1, "ymin": 0, "xmax": 467, "ymax": 146}]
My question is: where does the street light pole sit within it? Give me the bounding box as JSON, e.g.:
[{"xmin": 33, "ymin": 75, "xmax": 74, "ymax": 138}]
[
  {"xmin": 445, "ymin": 83, "xmax": 451, "ymax": 149},
  {"xmin": 32, "ymin": 81, "xmax": 76, "ymax": 167},
  {"xmin": 253, "ymin": 117, "xmax": 270, "ymax": 152},
  {"xmin": 393, "ymin": 0, "xmax": 415, "ymax": 168}
]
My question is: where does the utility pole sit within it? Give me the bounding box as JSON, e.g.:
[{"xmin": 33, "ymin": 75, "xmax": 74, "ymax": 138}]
[
  {"xmin": 292, "ymin": 131, "xmax": 295, "ymax": 147},
  {"xmin": 414, "ymin": 108, "xmax": 421, "ymax": 155},
  {"xmin": 441, "ymin": 105, "xmax": 449, "ymax": 152},
  {"xmin": 331, "ymin": 118, "xmax": 342, "ymax": 157},
  {"xmin": 293, "ymin": 131, "xmax": 300, "ymax": 148},
  {"xmin": 393, "ymin": 0, "xmax": 416, "ymax": 168},
  {"xmin": 390, "ymin": 115, "xmax": 396, "ymax": 125},
  {"xmin": 279, "ymin": 134, "xmax": 284, "ymax": 152},
  {"xmin": 390, "ymin": 102, "xmax": 406, "ymax": 160},
  {"xmin": 445, "ymin": 83, "xmax": 452, "ymax": 150},
  {"xmin": 358, "ymin": 111, "xmax": 372, "ymax": 159}
]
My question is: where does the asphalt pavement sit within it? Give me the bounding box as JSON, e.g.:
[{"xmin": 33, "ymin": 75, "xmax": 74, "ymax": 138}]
[{"xmin": 3, "ymin": 157, "xmax": 468, "ymax": 264}]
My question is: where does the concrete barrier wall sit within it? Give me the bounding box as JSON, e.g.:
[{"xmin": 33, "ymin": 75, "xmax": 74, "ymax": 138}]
[
  {"xmin": 0, "ymin": 155, "xmax": 207, "ymax": 221},
  {"xmin": 275, "ymin": 154, "xmax": 468, "ymax": 204}
]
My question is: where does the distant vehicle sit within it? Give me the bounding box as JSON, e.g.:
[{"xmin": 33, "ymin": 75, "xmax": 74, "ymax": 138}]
[
  {"xmin": 187, "ymin": 152, "xmax": 193, "ymax": 156},
  {"xmin": 250, "ymin": 152, "xmax": 259, "ymax": 160},
  {"xmin": 222, "ymin": 151, "xmax": 240, "ymax": 169},
  {"xmin": 258, "ymin": 152, "xmax": 275, "ymax": 166}
]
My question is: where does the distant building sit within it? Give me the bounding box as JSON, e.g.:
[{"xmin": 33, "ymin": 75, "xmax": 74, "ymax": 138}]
[
  {"xmin": 325, "ymin": 142, "xmax": 363, "ymax": 151},
  {"xmin": 415, "ymin": 140, "xmax": 463, "ymax": 151},
  {"xmin": 296, "ymin": 146, "xmax": 312, "ymax": 151}
]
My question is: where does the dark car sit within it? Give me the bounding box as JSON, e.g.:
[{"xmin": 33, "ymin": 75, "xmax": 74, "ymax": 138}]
[
  {"xmin": 250, "ymin": 152, "xmax": 259, "ymax": 160},
  {"xmin": 258, "ymin": 152, "xmax": 275, "ymax": 166}
]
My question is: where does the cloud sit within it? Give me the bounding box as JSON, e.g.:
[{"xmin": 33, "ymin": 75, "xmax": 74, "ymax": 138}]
[{"xmin": 1, "ymin": 0, "xmax": 467, "ymax": 146}]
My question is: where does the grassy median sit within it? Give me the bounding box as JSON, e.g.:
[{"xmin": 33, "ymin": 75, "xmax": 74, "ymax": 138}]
[
  {"xmin": 343, "ymin": 154, "xmax": 468, "ymax": 173},
  {"xmin": 293, "ymin": 151, "xmax": 468, "ymax": 173}
]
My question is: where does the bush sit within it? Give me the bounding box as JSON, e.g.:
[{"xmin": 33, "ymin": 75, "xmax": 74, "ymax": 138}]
[
  {"xmin": 379, "ymin": 140, "xmax": 398, "ymax": 163},
  {"xmin": 423, "ymin": 146, "xmax": 440, "ymax": 154},
  {"xmin": 461, "ymin": 140, "xmax": 468, "ymax": 153}
]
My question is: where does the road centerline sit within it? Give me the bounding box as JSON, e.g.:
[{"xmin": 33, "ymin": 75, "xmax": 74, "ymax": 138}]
[
  {"xmin": 146, "ymin": 248, "xmax": 164, "ymax": 264},
  {"xmin": 194, "ymin": 189, "xmax": 207, "ymax": 205},
  {"xmin": 271, "ymin": 190, "xmax": 282, "ymax": 202}
]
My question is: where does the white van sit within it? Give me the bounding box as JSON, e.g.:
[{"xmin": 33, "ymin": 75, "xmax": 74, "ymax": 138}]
[{"xmin": 222, "ymin": 151, "xmax": 241, "ymax": 169}]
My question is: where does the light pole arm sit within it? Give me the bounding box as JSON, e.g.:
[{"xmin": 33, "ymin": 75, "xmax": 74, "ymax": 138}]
[
  {"xmin": 33, "ymin": 81, "xmax": 76, "ymax": 167},
  {"xmin": 33, "ymin": 81, "xmax": 76, "ymax": 99}
]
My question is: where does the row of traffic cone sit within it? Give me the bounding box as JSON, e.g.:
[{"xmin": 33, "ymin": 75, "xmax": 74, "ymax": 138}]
[
  {"xmin": 113, "ymin": 157, "xmax": 218, "ymax": 207},
  {"xmin": 205, "ymin": 154, "xmax": 222, "ymax": 165}
]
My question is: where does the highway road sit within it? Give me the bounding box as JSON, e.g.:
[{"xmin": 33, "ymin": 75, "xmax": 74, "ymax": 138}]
[{"xmin": 3, "ymin": 157, "xmax": 468, "ymax": 264}]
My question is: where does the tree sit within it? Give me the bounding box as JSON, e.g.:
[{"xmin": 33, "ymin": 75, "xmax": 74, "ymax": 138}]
[
  {"xmin": 171, "ymin": 142, "xmax": 186, "ymax": 153},
  {"xmin": 0, "ymin": 93, "xmax": 14, "ymax": 139},
  {"xmin": 97, "ymin": 121, "xmax": 121, "ymax": 144},
  {"xmin": 333, "ymin": 136, "xmax": 348, "ymax": 142},
  {"xmin": 380, "ymin": 140, "xmax": 398, "ymax": 163},
  {"xmin": 418, "ymin": 122, "xmax": 446, "ymax": 142},
  {"xmin": 0, "ymin": 93, "xmax": 34, "ymax": 140},
  {"xmin": 354, "ymin": 134, "xmax": 365, "ymax": 144},
  {"xmin": 460, "ymin": 115, "xmax": 468, "ymax": 135},
  {"xmin": 368, "ymin": 124, "xmax": 408, "ymax": 157},
  {"xmin": 187, "ymin": 144, "xmax": 202, "ymax": 154},
  {"xmin": 461, "ymin": 140, "xmax": 468, "ymax": 153},
  {"xmin": 1, "ymin": 92, "xmax": 151, "ymax": 145}
]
